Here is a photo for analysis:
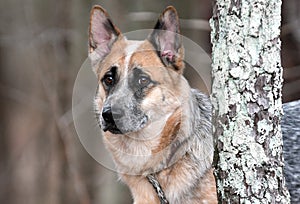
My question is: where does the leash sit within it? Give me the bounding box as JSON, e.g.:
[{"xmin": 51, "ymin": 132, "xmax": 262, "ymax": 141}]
[{"xmin": 146, "ymin": 174, "xmax": 169, "ymax": 204}]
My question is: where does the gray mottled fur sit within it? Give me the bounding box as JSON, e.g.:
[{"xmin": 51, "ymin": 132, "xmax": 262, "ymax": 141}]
[
  {"xmin": 282, "ymin": 99, "xmax": 300, "ymax": 203},
  {"xmin": 157, "ymin": 88, "xmax": 214, "ymax": 203}
]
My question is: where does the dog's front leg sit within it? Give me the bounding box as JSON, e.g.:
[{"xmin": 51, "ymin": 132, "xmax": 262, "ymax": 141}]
[{"xmin": 121, "ymin": 175, "xmax": 160, "ymax": 204}]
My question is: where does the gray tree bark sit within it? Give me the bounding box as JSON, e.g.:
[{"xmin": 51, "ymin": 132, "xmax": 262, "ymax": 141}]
[{"xmin": 210, "ymin": 0, "xmax": 290, "ymax": 203}]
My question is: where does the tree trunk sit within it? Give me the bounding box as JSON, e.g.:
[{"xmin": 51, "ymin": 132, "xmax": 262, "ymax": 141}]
[{"xmin": 210, "ymin": 0, "xmax": 290, "ymax": 203}]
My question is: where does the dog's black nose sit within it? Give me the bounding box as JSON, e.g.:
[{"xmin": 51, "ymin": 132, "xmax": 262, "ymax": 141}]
[
  {"xmin": 102, "ymin": 106, "xmax": 114, "ymax": 125},
  {"xmin": 101, "ymin": 106, "xmax": 123, "ymax": 134}
]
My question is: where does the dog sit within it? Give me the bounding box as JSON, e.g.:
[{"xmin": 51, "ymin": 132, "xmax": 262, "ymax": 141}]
[{"xmin": 88, "ymin": 5, "xmax": 217, "ymax": 204}]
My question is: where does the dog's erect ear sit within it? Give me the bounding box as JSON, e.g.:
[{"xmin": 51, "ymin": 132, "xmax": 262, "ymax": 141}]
[
  {"xmin": 148, "ymin": 6, "xmax": 184, "ymax": 73},
  {"xmin": 89, "ymin": 6, "xmax": 121, "ymax": 66}
]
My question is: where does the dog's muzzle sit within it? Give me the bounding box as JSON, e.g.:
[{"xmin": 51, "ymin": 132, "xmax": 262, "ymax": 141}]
[{"xmin": 101, "ymin": 106, "xmax": 122, "ymax": 134}]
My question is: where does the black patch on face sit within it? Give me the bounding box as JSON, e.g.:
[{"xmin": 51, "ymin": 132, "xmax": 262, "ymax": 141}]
[
  {"xmin": 128, "ymin": 68, "xmax": 157, "ymax": 100},
  {"xmin": 101, "ymin": 66, "xmax": 118, "ymax": 94}
]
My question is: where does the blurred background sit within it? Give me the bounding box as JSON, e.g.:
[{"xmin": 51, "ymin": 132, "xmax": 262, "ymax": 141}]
[{"xmin": 0, "ymin": 0, "xmax": 299, "ymax": 204}]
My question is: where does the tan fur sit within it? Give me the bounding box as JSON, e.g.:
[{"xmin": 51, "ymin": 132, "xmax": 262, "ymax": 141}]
[
  {"xmin": 122, "ymin": 159, "xmax": 217, "ymax": 204},
  {"xmin": 152, "ymin": 108, "xmax": 181, "ymax": 154}
]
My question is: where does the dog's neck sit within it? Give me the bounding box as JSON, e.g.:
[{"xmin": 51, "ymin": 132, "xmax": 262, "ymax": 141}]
[
  {"xmin": 107, "ymin": 88, "xmax": 213, "ymax": 173},
  {"xmin": 119, "ymin": 89, "xmax": 214, "ymax": 203},
  {"xmin": 121, "ymin": 152, "xmax": 215, "ymax": 204}
]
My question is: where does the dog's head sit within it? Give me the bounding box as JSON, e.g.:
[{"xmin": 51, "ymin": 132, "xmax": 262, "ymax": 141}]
[{"xmin": 89, "ymin": 6, "xmax": 187, "ymax": 136}]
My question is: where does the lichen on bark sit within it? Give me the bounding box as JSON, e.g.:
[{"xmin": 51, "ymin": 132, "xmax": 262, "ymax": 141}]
[{"xmin": 210, "ymin": 0, "xmax": 290, "ymax": 203}]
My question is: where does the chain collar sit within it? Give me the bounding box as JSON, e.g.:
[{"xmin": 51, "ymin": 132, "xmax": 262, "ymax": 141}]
[{"xmin": 146, "ymin": 174, "xmax": 169, "ymax": 204}]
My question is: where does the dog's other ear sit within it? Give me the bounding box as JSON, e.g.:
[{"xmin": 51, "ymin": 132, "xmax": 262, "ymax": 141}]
[
  {"xmin": 148, "ymin": 6, "xmax": 184, "ymax": 73},
  {"xmin": 89, "ymin": 6, "xmax": 121, "ymax": 67}
]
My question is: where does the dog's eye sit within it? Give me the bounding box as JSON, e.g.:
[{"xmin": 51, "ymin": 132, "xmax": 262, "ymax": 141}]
[
  {"xmin": 103, "ymin": 75, "xmax": 114, "ymax": 87},
  {"xmin": 138, "ymin": 76, "xmax": 150, "ymax": 86}
]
